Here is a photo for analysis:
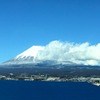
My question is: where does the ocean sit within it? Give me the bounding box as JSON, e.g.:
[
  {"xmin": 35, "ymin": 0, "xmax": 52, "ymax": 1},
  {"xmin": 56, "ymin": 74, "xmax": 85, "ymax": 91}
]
[{"xmin": 0, "ymin": 81, "xmax": 100, "ymax": 100}]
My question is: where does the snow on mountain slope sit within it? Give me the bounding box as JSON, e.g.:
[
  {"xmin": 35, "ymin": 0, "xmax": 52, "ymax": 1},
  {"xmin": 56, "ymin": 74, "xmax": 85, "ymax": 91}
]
[
  {"xmin": 16, "ymin": 46, "xmax": 44, "ymax": 59},
  {"xmin": 4, "ymin": 46, "xmax": 44, "ymax": 65}
]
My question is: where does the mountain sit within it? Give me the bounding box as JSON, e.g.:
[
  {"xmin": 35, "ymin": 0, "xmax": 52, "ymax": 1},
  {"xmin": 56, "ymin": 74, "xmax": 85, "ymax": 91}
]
[
  {"xmin": 3, "ymin": 45, "xmax": 77, "ymax": 66},
  {"xmin": 3, "ymin": 46, "xmax": 44, "ymax": 65}
]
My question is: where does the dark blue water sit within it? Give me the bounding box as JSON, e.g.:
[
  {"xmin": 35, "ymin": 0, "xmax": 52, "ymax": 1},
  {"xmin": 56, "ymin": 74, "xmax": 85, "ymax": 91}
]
[{"xmin": 0, "ymin": 81, "xmax": 100, "ymax": 100}]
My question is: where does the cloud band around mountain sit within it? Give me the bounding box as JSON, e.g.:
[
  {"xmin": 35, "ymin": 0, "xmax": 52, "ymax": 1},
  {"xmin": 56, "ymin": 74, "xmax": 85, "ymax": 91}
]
[{"xmin": 35, "ymin": 40, "xmax": 100, "ymax": 65}]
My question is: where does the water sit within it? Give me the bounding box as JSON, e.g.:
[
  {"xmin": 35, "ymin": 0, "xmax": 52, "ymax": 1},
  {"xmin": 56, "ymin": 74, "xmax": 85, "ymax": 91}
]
[{"xmin": 0, "ymin": 81, "xmax": 100, "ymax": 100}]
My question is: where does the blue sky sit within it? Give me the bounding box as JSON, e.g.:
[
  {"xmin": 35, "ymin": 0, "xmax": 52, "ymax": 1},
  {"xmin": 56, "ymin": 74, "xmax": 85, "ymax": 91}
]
[{"xmin": 0, "ymin": 0, "xmax": 100, "ymax": 63}]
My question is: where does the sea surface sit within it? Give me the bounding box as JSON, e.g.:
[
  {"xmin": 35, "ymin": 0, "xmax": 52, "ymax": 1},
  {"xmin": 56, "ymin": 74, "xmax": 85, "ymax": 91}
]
[{"xmin": 0, "ymin": 81, "xmax": 100, "ymax": 100}]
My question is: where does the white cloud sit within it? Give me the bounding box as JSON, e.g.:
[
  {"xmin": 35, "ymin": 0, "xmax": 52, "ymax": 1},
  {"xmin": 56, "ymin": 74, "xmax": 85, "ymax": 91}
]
[{"xmin": 35, "ymin": 40, "xmax": 100, "ymax": 65}]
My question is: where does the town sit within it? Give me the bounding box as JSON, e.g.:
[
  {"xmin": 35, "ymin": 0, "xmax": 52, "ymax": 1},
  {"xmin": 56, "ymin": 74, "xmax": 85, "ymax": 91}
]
[{"xmin": 0, "ymin": 73, "xmax": 100, "ymax": 86}]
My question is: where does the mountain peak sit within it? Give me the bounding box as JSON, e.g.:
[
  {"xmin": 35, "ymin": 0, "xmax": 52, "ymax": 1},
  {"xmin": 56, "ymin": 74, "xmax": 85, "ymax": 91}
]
[
  {"xmin": 16, "ymin": 46, "xmax": 44, "ymax": 59},
  {"xmin": 3, "ymin": 46, "xmax": 44, "ymax": 65}
]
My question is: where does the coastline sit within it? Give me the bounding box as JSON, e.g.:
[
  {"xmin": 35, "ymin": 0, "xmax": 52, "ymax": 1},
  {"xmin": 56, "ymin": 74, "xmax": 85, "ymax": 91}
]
[{"xmin": 0, "ymin": 74, "xmax": 100, "ymax": 86}]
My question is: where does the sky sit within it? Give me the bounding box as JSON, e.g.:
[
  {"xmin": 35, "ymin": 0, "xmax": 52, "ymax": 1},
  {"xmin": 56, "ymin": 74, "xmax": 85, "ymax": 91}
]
[{"xmin": 0, "ymin": 0, "xmax": 100, "ymax": 63}]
